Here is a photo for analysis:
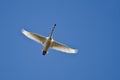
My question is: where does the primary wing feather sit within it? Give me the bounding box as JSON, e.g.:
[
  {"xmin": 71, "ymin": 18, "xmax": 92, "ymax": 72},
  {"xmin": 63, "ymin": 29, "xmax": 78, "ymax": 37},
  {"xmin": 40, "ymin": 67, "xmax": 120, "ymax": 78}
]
[
  {"xmin": 50, "ymin": 40, "xmax": 77, "ymax": 53},
  {"xmin": 22, "ymin": 29, "xmax": 46, "ymax": 45}
]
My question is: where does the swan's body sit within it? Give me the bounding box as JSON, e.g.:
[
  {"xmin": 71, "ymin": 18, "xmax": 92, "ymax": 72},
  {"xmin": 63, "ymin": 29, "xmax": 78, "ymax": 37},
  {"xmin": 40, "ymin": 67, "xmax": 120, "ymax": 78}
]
[{"xmin": 22, "ymin": 24, "xmax": 77, "ymax": 55}]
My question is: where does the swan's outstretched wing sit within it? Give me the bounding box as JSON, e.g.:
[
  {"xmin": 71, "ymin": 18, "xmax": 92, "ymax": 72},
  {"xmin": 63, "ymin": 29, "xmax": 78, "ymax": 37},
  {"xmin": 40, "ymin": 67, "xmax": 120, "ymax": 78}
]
[
  {"xmin": 50, "ymin": 40, "xmax": 78, "ymax": 53},
  {"xmin": 22, "ymin": 29, "xmax": 47, "ymax": 45}
]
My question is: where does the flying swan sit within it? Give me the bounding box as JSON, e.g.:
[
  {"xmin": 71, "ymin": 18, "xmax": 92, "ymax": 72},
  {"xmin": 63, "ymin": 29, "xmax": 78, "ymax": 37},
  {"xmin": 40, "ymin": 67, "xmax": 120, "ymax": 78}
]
[{"xmin": 22, "ymin": 24, "xmax": 78, "ymax": 55}]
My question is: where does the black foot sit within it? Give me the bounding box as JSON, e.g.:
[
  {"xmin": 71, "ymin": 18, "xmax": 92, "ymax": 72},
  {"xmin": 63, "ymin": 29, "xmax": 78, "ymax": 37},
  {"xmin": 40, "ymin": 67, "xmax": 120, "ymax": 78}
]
[{"xmin": 42, "ymin": 51, "xmax": 47, "ymax": 55}]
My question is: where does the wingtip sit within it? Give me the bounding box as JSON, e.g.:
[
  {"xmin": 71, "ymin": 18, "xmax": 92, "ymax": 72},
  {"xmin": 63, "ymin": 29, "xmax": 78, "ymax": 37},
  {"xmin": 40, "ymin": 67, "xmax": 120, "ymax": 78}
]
[
  {"xmin": 75, "ymin": 49, "xmax": 78, "ymax": 53},
  {"xmin": 21, "ymin": 29, "xmax": 29, "ymax": 36},
  {"xmin": 21, "ymin": 28, "xmax": 25, "ymax": 33},
  {"xmin": 21, "ymin": 29, "xmax": 28, "ymax": 34},
  {"xmin": 71, "ymin": 49, "xmax": 78, "ymax": 53}
]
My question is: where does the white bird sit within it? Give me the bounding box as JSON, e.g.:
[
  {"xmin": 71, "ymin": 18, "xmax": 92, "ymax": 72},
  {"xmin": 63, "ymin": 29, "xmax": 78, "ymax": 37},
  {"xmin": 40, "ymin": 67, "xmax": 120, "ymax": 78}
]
[{"xmin": 22, "ymin": 24, "xmax": 78, "ymax": 55}]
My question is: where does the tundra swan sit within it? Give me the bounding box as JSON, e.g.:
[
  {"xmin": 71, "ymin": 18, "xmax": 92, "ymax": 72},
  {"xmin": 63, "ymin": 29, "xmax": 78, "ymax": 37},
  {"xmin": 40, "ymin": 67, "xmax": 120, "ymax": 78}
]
[{"xmin": 22, "ymin": 24, "xmax": 78, "ymax": 55}]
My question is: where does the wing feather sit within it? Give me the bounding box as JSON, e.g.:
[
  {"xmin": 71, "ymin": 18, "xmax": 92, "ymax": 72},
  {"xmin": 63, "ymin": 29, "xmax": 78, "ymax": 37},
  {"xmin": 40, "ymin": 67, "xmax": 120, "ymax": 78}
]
[
  {"xmin": 22, "ymin": 29, "xmax": 46, "ymax": 45},
  {"xmin": 50, "ymin": 40, "xmax": 78, "ymax": 53}
]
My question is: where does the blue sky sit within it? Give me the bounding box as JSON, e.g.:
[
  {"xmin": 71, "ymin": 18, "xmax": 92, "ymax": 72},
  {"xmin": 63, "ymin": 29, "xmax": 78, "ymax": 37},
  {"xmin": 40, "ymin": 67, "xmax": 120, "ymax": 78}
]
[{"xmin": 0, "ymin": 0, "xmax": 120, "ymax": 80}]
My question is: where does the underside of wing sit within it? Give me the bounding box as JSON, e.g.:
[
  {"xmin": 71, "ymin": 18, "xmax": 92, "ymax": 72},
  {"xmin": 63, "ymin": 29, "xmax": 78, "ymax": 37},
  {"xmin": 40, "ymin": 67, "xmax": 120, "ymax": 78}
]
[
  {"xmin": 50, "ymin": 40, "xmax": 78, "ymax": 54},
  {"xmin": 22, "ymin": 29, "xmax": 47, "ymax": 45}
]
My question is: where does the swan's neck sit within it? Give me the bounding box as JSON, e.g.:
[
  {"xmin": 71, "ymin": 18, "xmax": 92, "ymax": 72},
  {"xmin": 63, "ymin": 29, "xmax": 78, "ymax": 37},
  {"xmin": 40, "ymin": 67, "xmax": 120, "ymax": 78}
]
[{"xmin": 50, "ymin": 24, "xmax": 56, "ymax": 38}]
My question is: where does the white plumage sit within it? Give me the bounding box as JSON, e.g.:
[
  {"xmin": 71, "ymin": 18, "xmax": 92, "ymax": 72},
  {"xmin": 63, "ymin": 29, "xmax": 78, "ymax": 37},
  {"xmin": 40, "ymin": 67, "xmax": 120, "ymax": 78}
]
[{"xmin": 22, "ymin": 24, "xmax": 78, "ymax": 55}]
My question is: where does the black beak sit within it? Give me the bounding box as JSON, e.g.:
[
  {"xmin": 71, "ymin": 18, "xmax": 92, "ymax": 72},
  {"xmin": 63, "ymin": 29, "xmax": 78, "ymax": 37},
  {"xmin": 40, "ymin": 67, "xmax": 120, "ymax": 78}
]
[{"xmin": 54, "ymin": 24, "xmax": 56, "ymax": 26}]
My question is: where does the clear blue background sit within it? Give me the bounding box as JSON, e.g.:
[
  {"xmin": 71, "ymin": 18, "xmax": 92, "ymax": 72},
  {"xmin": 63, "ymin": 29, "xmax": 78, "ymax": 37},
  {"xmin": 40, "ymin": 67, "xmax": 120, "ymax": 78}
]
[{"xmin": 0, "ymin": 0, "xmax": 120, "ymax": 80}]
